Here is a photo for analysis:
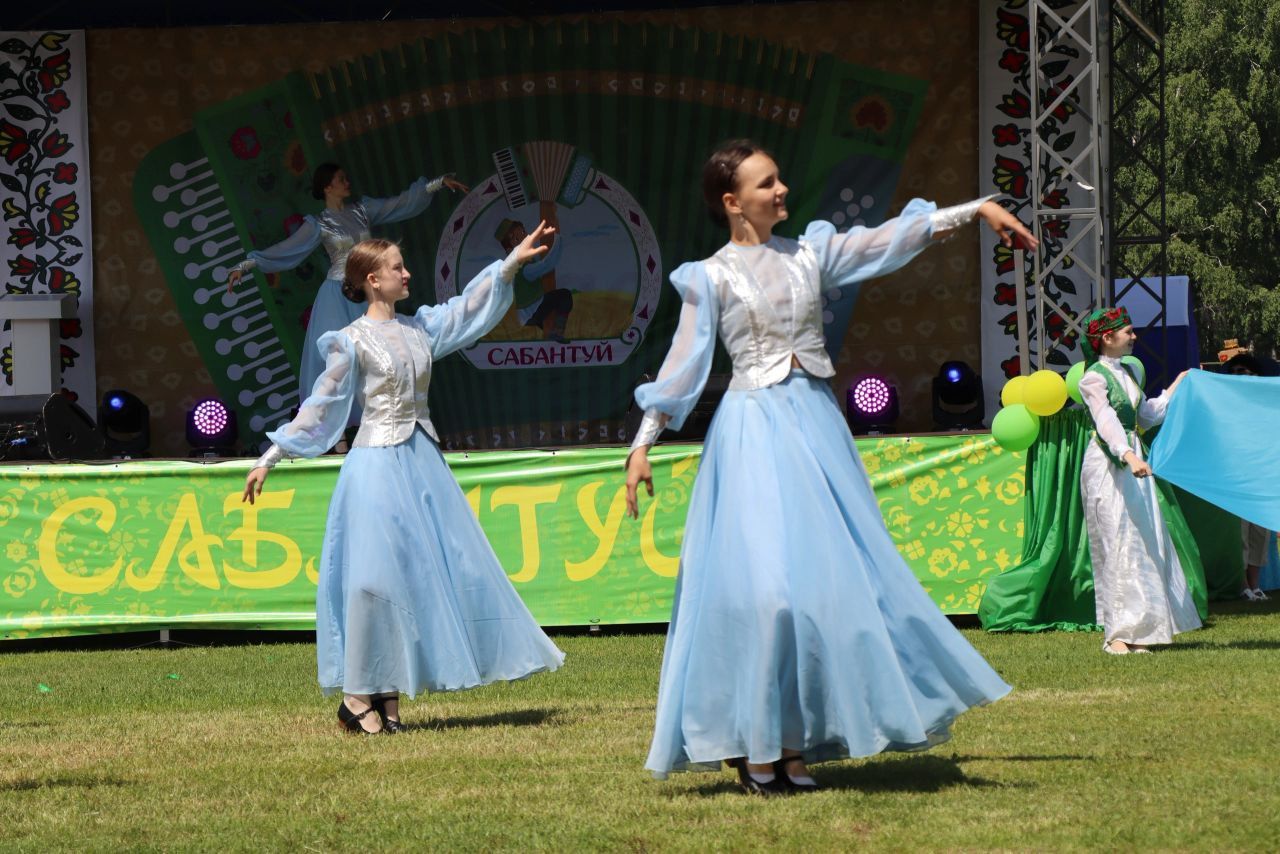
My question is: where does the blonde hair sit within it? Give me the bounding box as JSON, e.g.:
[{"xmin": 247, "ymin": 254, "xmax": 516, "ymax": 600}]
[{"xmin": 341, "ymin": 238, "xmax": 398, "ymax": 303}]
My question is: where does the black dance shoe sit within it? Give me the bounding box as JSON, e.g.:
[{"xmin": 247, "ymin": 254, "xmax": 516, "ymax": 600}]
[
  {"xmin": 773, "ymin": 755, "xmax": 820, "ymax": 792},
  {"xmin": 371, "ymin": 694, "xmax": 405, "ymax": 734},
  {"xmin": 725, "ymin": 757, "xmax": 792, "ymax": 797},
  {"xmin": 337, "ymin": 699, "xmax": 381, "ymax": 735}
]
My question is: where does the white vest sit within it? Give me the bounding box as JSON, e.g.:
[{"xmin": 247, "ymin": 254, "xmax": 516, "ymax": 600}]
[
  {"xmin": 708, "ymin": 237, "xmax": 835, "ymax": 390},
  {"xmin": 344, "ymin": 316, "xmax": 440, "ymax": 447}
]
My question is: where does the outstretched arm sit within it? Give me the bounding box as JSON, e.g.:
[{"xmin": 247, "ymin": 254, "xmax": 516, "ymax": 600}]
[
  {"xmin": 226, "ymin": 216, "xmax": 323, "ymax": 294},
  {"xmin": 364, "ymin": 174, "xmax": 467, "ymax": 226},
  {"xmin": 416, "ymin": 221, "xmax": 557, "ymax": 358},
  {"xmin": 243, "ymin": 331, "xmax": 358, "ymax": 503}
]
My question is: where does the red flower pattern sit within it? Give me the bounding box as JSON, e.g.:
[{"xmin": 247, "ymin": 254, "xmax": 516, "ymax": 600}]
[
  {"xmin": 1041, "ymin": 189, "xmax": 1068, "ymax": 209},
  {"xmin": 997, "ymin": 91, "xmax": 1030, "ymax": 120},
  {"xmin": 47, "ymin": 267, "xmax": 81, "ymax": 294},
  {"xmin": 994, "ymin": 283, "xmax": 1018, "ymax": 306},
  {"xmin": 992, "ymin": 124, "xmax": 1020, "ymax": 147},
  {"xmin": 7, "ymin": 228, "xmax": 37, "ymax": 249},
  {"xmin": 37, "ymin": 50, "xmax": 71, "ymax": 93},
  {"xmin": 998, "ymin": 49, "xmax": 1027, "ymax": 73},
  {"xmin": 41, "ymin": 130, "xmax": 71, "ymax": 157},
  {"xmin": 1, "ymin": 32, "xmax": 87, "ymax": 399},
  {"xmin": 43, "ymin": 91, "xmax": 71, "ymax": 113},
  {"xmin": 47, "ymin": 192, "xmax": 79, "ymax": 235},
  {"xmin": 0, "ymin": 120, "xmax": 31, "ymax": 165},
  {"xmin": 993, "ymin": 155, "xmax": 1029, "ymax": 198},
  {"xmin": 229, "ymin": 126, "xmax": 262, "ymax": 160}
]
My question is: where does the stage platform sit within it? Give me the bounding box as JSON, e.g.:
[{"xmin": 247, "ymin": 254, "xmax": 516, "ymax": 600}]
[{"xmin": 0, "ymin": 433, "xmax": 1027, "ymax": 639}]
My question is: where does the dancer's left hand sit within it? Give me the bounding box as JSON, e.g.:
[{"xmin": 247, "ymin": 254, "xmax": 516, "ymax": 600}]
[
  {"xmin": 442, "ymin": 176, "xmax": 470, "ymax": 193},
  {"xmin": 979, "ymin": 201, "xmax": 1038, "ymax": 252}
]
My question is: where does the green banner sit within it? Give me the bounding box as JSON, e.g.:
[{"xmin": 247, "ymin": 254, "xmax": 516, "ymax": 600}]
[{"xmin": 0, "ymin": 435, "xmax": 1024, "ymax": 639}]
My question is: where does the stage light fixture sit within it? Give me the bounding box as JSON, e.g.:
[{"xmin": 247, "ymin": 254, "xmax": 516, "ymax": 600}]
[
  {"xmin": 846, "ymin": 375, "xmax": 900, "ymax": 434},
  {"xmin": 931, "ymin": 360, "xmax": 985, "ymax": 429},
  {"xmin": 186, "ymin": 397, "xmax": 238, "ymax": 457},
  {"xmin": 98, "ymin": 388, "xmax": 150, "ymax": 457}
]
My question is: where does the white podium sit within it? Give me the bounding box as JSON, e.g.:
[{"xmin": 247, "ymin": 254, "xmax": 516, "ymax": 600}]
[{"xmin": 0, "ymin": 293, "xmax": 77, "ymax": 396}]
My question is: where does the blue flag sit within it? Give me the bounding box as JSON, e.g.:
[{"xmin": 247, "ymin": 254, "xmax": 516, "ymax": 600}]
[{"xmin": 1149, "ymin": 370, "xmax": 1280, "ymax": 531}]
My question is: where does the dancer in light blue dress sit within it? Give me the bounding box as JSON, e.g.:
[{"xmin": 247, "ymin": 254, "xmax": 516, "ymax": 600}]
[
  {"xmin": 625, "ymin": 141, "xmax": 1034, "ymax": 794},
  {"xmin": 227, "ymin": 163, "xmax": 468, "ymax": 420},
  {"xmin": 244, "ymin": 227, "xmax": 564, "ymax": 734}
]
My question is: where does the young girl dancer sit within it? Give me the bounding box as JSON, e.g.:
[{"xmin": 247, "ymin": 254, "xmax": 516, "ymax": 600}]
[
  {"xmin": 1077, "ymin": 307, "xmax": 1199, "ymax": 653},
  {"xmin": 626, "ymin": 140, "xmax": 1031, "ymax": 793},
  {"xmin": 244, "ymin": 228, "xmax": 564, "ymax": 733}
]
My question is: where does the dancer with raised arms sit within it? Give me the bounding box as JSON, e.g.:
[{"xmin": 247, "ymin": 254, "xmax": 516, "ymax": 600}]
[
  {"xmin": 626, "ymin": 140, "xmax": 1034, "ymax": 794},
  {"xmin": 244, "ymin": 225, "xmax": 564, "ymax": 734},
  {"xmin": 227, "ymin": 163, "xmax": 468, "ymax": 422}
]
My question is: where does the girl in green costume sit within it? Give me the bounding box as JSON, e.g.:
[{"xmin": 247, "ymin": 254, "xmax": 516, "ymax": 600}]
[{"xmin": 1078, "ymin": 307, "xmax": 1197, "ymax": 654}]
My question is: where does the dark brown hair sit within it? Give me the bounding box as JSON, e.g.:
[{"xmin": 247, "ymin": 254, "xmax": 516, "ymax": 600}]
[
  {"xmin": 311, "ymin": 162, "xmax": 343, "ymax": 201},
  {"xmin": 701, "ymin": 139, "xmax": 768, "ymax": 227},
  {"xmin": 341, "ymin": 238, "xmax": 397, "ymax": 303}
]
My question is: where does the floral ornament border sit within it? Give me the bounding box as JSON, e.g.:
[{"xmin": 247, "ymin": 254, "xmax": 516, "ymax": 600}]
[
  {"xmin": 986, "ymin": 0, "xmax": 1094, "ymax": 379},
  {"xmin": 0, "ymin": 31, "xmax": 86, "ymax": 396}
]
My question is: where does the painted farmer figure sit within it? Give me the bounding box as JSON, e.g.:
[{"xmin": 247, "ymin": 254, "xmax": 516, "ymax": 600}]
[{"xmin": 495, "ymin": 217, "xmax": 573, "ymax": 343}]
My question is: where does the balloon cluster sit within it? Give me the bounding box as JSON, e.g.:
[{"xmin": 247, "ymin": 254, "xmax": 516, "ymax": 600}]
[
  {"xmin": 992, "ymin": 370, "xmax": 1064, "ymax": 450},
  {"xmin": 992, "ymin": 357, "xmax": 1145, "ymax": 451}
]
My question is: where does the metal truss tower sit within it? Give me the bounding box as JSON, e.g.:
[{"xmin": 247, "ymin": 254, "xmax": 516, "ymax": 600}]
[{"xmin": 1020, "ymin": 0, "xmax": 1168, "ymax": 379}]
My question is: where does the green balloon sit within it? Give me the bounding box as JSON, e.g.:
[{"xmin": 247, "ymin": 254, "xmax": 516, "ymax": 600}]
[
  {"xmin": 1121, "ymin": 355, "xmax": 1146, "ymax": 388},
  {"xmin": 1066, "ymin": 361, "xmax": 1086, "ymax": 404},
  {"xmin": 991, "ymin": 404, "xmax": 1041, "ymax": 451}
]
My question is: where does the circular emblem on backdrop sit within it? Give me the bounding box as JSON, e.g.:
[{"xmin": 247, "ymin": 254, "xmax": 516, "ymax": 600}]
[{"xmin": 434, "ymin": 140, "xmax": 661, "ymax": 370}]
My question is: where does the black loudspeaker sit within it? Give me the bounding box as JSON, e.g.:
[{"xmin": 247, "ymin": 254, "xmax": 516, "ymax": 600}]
[
  {"xmin": 624, "ymin": 373, "xmax": 732, "ymax": 443},
  {"xmin": 0, "ymin": 394, "xmax": 105, "ymax": 461}
]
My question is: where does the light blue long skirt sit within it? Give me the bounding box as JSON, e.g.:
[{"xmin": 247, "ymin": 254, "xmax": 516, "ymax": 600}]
[
  {"xmin": 316, "ymin": 427, "xmax": 565, "ymax": 697},
  {"xmin": 300, "ymin": 278, "xmax": 364, "ymax": 426},
  {"xmin": 645, "ymin": 372, "xmax": 1011, "ymax": 778}
]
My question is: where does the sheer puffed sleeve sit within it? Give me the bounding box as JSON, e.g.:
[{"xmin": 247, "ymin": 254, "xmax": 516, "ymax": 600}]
[
  {"xmin": 1137, "ymin": 388, "xmax": 1172, "ymax": 430},
  {"xmin": 630, "ymin": 262, "xmax": 720, "ymax": 451},
  {"xmin": 1079, "ymin": 371, "xmax": 1133, "ymax": 461},
  {"xmin": 234, "ymin": 216, "xmax": 323, "ymax": 276},
  {"xmin": 415, "ymin": 250, "xmax": 519, "ymax": 359},
  {"xmin": 363, "ymin": 175, "xmax": 445, "ymax": 226},
  {"xmin": 802, "ymin": 199, "xmax": 937, "ymax": 289},
  {"xmin": 257, "ymin": 331, "xmax": 358, "ymax": 465}
]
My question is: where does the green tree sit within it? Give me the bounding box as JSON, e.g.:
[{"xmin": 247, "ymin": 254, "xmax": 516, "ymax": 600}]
[{"xmin": 1163, "ymin": 0, "xmax": 1280, "ymax": 356}]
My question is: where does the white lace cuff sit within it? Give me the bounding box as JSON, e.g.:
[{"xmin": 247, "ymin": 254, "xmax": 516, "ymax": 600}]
[
  {"xmin": 232, "ymin": 258, "xmax": 257, "ymax": 276},
  {"xmin": 930, "ymin": 194, "xmax": 999, "ymax": 235},
  {"xmin": 426, "ymin": 173, "xmax": 451, "ymax": 194},
  {"xmin": 253, "ymin": 444, "xmax": 286, "ymax": 471},
  {"xmin": 629, "ymin": 409, "xmax": 668, "ymax": 454}
]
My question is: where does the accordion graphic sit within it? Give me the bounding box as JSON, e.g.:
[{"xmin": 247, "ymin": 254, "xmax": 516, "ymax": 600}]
[{"xmin": 135, "ymin": 22, "xmax": 928, "ymax": 449}]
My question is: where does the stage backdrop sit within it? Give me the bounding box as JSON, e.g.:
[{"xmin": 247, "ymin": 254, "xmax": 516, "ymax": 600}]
[
  {"xmin": 79, "ymin": 2, "xmax": 984, "ymax": 455},
  {"xmin": 0, "ymin": 434, "xmax": 1025, "ymax": 639},
  {"xmin": 0, "ymin": 30, "xmax": 97, "ymax": 404}
]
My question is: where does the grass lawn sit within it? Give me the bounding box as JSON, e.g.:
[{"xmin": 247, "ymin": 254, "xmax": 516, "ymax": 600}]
[{"xmin": 3, "ymin": 602, "xmax": 1279, "ymax": 852}]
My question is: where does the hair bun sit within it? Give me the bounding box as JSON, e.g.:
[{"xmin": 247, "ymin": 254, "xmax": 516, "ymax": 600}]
[{"xmin": 341, "ymin": 276, "xmax": 366, "ymax": 303}]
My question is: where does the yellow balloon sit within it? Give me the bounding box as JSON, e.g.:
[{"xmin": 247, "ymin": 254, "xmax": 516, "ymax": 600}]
[
  {"xmin": 1024, "ymin": 369, "xmax": 1068, "ymax": 416},
  {"xmin": 1000, "ymin": 375, "xmax": 1029, "ymax": 407}
]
